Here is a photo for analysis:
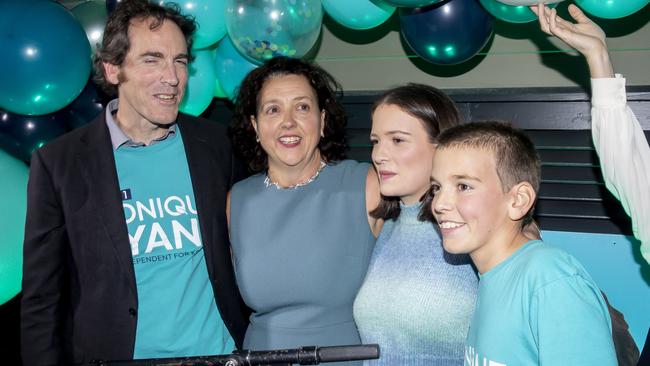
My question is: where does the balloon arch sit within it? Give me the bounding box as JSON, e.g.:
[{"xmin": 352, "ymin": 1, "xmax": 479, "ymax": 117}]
[{"xmin": 0, "ymin": 0, "xmax": 649, "ymax": 304}]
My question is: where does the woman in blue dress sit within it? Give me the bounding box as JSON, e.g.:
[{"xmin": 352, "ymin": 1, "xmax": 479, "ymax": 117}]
[{"xmin": 227, "ymin": 57, "xmax": 381, "ymax": 365}]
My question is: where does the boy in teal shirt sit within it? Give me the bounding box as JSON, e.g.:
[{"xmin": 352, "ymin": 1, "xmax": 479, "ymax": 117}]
[{"xmin": 424, "ymin": 121, "xmax": 617, "ymax": 365}]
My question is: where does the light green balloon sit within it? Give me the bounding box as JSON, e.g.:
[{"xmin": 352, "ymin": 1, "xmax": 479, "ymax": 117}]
[
  {"xmin": 0, "ymin": 149, "xmax": 28, "ymax": 305},
  {"xmin": 574, "ymin": 0, "xmax": 649, "ymax": 19},
  {"xmin": 479, "ymin": 0, "xmax": 556, "ymax": 23},
  {"xmin": 180, "ymin": 49, "xmax": 217, "ymax": 116},
  {"xmin": 161, "ymin": 0, "xmax": 228, "ymax": 49},
  {"xmin": 214, "ymin": 36, "xmax": 258, "ymax": 100},
  {"xmin": 323, "ymin": 0, "xmax": 396, "ymax": 30},
  {"xmin": 214, "ymin": 77, "xmax": 228, "ymax": 99}
]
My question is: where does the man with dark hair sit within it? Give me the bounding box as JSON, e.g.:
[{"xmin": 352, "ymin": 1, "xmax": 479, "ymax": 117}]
[{"xmin": 21, "ymin": 0, "xmax": 247, "ymax": 364}]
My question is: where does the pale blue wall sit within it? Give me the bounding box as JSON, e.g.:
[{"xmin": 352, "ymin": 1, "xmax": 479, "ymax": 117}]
[{"xmin": 542, "ymin": 230, "xmax": 650, "ymax": 349}]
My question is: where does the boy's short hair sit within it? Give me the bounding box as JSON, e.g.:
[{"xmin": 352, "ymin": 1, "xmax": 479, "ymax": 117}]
[{"xmin": 420, "ymin": 121, "xmax": 541, "ymax": 225}]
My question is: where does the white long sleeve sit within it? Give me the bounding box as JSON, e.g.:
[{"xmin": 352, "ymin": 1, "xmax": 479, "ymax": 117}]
[{"xmin": 591, "ymin": 75, "xmax": 650, "ymax": 264}]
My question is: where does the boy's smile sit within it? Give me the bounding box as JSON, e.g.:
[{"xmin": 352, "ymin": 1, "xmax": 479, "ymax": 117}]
[{"xmin": 430, "ymin": 146, "xmax": 528, "ymax": 273}]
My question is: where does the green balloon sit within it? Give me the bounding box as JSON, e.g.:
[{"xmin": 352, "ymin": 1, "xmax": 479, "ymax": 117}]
[
  {"xmin": 574, "ymin": 0, "xmax": 649, "ymax": 19},
  {"xmin": 70, "ymin": 0, "xmax": 108, "ymax": 54},
  {"xmin": 479, "ymin": 0, "xmax": 556, "ymax": 23},
  {"xmin": 0, "ymin": 149, "xmax": 28, "ymax": 305},
  {"xmin": 180, "ymin": 49, "xmax": 216, "ymax": 116},
  {"xmin": 323, "ymin": 0, "xmax": 396, "ymax": 30}
]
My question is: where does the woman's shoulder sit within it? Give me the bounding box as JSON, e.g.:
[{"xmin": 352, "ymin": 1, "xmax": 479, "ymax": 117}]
[
  {"xmin": 334, "ymin": 159, "xmax": 371, "ymax": 169},
  {"xmin": 325, "ymin": 160, "xmax": 371, "ymax": 188},
  {"xmin": 328, "ymin": 159, "xmax": 371, "ymax": 177},
  {"xmin": 232, "ymin": 173, "xmax": 265, "ymax": 194}
]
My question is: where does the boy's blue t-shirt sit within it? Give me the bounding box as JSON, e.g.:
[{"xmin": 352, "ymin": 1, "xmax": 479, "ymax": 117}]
[
  {"xmin": 114, "ymin": 129, "xmax": 235, "ymax": 359},
  {"xmin": 465, "ymin": 240, "xmax": 616, "ymax": 366}
]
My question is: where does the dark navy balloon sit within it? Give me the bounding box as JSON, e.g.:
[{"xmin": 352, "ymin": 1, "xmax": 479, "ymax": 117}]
[
  {"xmin": 66, "ymin": 79, "xmax": 105, "ymax": 130},
  {"xmin": 106, "ymin": 0, "xmax": 124, "ymax": 14},
  {"xmin": 0, "ymin": 109, "xmax": 69, "ymax": 163},
  {"xmin": 400, "ymin": 0, "xmax": 493, "ymax": 65}
]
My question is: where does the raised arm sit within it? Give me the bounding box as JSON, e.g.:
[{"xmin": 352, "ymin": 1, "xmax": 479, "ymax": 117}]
[
  {"xmin": 532, "ymin": 4, "xmax": 613, "ymax": 78},
  {"xmin": 533, "ymin": 3, "xmax": 650, "ymax": 264}
]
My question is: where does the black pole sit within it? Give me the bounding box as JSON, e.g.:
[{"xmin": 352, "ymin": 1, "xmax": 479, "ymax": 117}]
[{"xmin": 91, "ymin": 344, "xmax": 380, "ymax": 366}]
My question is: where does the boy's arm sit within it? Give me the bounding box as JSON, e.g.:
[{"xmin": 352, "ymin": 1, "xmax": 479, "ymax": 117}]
[
  {"xmin": 534, "ymin": 4, "xmax": 650, "ymax": 264},
  {"xmin": 531, "ymin": 276, "xmax": 617, "ymax": 365}
]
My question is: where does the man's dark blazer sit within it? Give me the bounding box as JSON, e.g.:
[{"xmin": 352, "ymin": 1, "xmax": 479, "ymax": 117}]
[{"xmin": 21, "ymin": 112, "xmax": 248, "ymax": 365}]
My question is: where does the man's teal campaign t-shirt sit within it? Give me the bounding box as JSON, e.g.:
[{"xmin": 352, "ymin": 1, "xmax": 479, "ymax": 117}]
[{"xmin": 114, "ymin": 128, "xmax": 234, "ymax": 359}]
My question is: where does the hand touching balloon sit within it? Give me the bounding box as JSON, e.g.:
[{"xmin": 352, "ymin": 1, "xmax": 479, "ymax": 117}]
[{"xmin": 532, "ymin": 3, "xmax": 614, "ymax": 78}]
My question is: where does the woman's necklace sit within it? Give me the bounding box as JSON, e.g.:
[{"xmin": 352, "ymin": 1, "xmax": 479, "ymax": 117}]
[{"xmin": 264, "ymin": 160, "xmax": 327, "ymax": 189}]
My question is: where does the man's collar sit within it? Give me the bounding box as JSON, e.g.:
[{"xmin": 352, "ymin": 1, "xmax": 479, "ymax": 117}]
[{"xmin": 104, "ymin": 98, "xmax": 177, "ymax": 150}]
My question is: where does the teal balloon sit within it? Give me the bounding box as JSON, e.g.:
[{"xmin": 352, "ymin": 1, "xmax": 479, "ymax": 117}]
[
  {"xmin": 0, "ymin": 149, "xmax": 28, "ymax": 305},
  {"xmin": 160, "ymin": 0, "xmax": 227, "ymax": 49},
  {"xmin": 574, "ymin": 0, "xmax": 649, "ymax": 19},
  {"xmin": 180, "ymin": 50, "xmax": 217, "ymax": 116},
  {"xmin": 70, "ymin": 0, "xmax": 108, "ymax": 53},
  {"xmin": 225, "ymin": 0, "xmax": 323, "ymax": 64},
  {"xmin": 323, "ymin": 0, "xmax": 396, "ymax": 30},
  {"xmin": 214, "ymin": 37, "xmax": 258, "ymax": 100},
  {"xmin": 0, "ymin": 0, "xmax": 91, "ymax": 116},
  {"xmin": 479, "ymin": 0, "xmax": 557, "ymax": 23},
  {"xmin": 383, "ymin": 0, "xmax": 443, "ymax": 7}
]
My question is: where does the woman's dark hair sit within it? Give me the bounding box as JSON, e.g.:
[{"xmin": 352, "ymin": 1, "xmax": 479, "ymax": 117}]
[
  {"xmin": 230, "ymin": 57, "xmax": 348, "ymax": 173},
  {"xmin": 370, "ymin": 83, "xmax": 461, "ymax": 221},
  {"xmin": 92, "ymin": 0, "xmax": 196, "ymax": 96}
]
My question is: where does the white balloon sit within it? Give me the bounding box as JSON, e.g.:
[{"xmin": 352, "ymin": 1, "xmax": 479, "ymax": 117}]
[{"xmin": 495, "ymin": 0, "xmax": 565, "ymax": 5}]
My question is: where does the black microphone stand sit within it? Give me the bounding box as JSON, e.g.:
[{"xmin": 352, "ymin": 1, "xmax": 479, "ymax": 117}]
[{"xmin": 90, "ymin": 343, "xmax": 379, "ymax": 366}]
